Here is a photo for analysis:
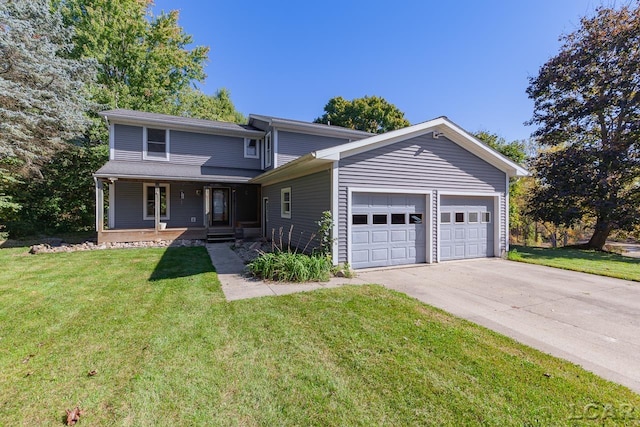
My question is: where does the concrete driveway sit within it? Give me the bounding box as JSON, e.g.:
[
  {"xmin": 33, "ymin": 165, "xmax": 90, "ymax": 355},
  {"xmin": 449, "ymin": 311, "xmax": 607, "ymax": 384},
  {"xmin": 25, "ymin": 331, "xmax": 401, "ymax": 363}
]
[{"xmin": 358, "ymin": 259, "xmax": 640, "ymax": 394}]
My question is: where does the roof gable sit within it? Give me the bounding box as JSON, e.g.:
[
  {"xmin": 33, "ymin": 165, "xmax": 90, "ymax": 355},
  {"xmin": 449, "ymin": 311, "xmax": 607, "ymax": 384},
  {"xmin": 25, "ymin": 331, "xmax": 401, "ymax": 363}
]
[{"xmin": 314, "ymin": 117, "xmax": 529, "ymax": 178}]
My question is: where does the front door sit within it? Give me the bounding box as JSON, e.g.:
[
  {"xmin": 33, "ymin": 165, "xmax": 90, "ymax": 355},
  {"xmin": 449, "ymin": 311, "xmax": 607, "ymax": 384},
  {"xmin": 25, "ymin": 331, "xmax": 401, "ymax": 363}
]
[{"xmin": 211, "ymin": 188, "xmax": 230, "ymax": 227}]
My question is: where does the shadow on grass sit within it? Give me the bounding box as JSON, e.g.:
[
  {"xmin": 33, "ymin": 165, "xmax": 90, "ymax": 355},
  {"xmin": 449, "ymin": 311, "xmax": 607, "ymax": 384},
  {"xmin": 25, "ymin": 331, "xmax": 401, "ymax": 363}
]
[
  {"xmin": 149, "ymin": 246, "xmax": 216, "ymax": 281},
  {"xmin": 512, "ymin": 245, "xmax": 640, "ymax": 265}
]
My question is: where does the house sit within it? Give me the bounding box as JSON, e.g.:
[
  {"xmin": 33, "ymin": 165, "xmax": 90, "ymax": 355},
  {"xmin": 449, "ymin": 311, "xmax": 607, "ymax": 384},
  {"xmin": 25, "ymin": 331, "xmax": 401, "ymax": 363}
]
[{"xmin": 94, "ymin": 109, "xmax": 528, "ymax": 269}]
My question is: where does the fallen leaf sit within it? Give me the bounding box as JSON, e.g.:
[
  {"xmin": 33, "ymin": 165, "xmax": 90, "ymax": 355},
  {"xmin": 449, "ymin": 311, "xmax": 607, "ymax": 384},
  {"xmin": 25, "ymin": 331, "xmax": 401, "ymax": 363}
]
[
  {"xmin": 66, "ymin": 407, "xmax": 84, "ymax": 426},
  {"xmin": 22, "ymin": 354, "xmax": 35, "ymax": 364},
  {"xmin": 88, "ymin": 370, "xmax": 98, "ymax": 377}
]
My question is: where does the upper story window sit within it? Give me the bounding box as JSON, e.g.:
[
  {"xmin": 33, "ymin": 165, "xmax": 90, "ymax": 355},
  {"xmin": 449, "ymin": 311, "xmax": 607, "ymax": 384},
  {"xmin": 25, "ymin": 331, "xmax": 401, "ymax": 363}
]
[
  {"xmin": 244, "ymin": 138, "xmax": 260, "ymax": 159},
  {"xmin": 143, "ymin": 128, "xmax": 170, "ymax": 161},
  {"xmin": 264, "ymin": 132, "xmax": 272, "ymax": 168}
]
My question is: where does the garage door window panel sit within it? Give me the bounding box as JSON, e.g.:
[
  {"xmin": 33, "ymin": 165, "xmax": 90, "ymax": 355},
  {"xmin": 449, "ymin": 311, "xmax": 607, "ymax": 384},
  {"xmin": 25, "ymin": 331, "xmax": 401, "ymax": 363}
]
[
  {"xmin": 352, "ymin": 214, "xmax": 368, "ymax": 225},
  {"xmin": 440, "ymin": 212, "xmax": 451, "ymax": 223},
  {"xmin": 391, "ymin": 213, "xmax": 406, "ymax": 224},
  {"xmin": 455, "ymin": 212, "xmax": 465, "ymax": 223},
  {"xmin": 482, "ymin": 212, "xmax": 491, "ymax": 223},
  {"xmin": 410, "ymin": 213, "xmax": 423, "ymax": 224},
  {"xmin": 373, "ymin": 214, "xmax": 387, "ymax": 224},
  {"xmin": 468, "ymin": 212, "xmax": 479, "ymax": 223}
]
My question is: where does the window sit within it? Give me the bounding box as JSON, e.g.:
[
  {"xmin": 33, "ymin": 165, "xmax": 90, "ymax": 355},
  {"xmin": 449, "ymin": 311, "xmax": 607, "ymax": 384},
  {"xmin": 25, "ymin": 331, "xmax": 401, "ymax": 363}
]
[
  {"xmin": 455, "ymin": 212, "xmax": 465, "ymax": 223},
  {"xmin": 143, "ymin": 128, "xmax": 169, "ymax": 161},
  {"xmin": 482, "ymin": 212, "xmax": 491, "ymax": 223},
  {"xmin": 352, "ymin": 214, "xmax": 368, "ymax": 225},
  {"xmin": 264, "ymin": 132, "xmax": 272, "ymax": 168},
  {"xmin": 281, "ymin": 187, "xmax": 291, "ymax": 218},
  {"xmin": 244, "ymin": 138, "xmax": 260, "ymax": 159},
  {"xmin": 468, "ymin": 212, "xmax": 479, "ymax": 223},
  {"xmin": 143, "ymin": 183, "xmax": 170, "ymax": 220},
  {"xmin": 391, "ymin": 213, "xmax": 406, "ymax": 224},
  {"xmin": 440, "ymin": 212, "xmax": 451, "ymax": 223},
  {"xmin": 410, "ymin": 213, "xmax": 423, "ymax": 224},
  {"xmin": 372, "ymin": 214, "xmax": 387, "ymax": 224}
]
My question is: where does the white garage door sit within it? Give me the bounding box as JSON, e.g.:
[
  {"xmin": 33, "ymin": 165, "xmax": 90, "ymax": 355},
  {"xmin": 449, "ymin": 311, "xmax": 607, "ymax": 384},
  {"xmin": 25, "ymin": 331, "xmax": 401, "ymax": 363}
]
[
  {"xmin": 440, "ymin": 196, "xmax": 494, "ymax": 261},
  {"xmin": 351, "ymin": 193, "xmax": 427, "ymax": 269}
]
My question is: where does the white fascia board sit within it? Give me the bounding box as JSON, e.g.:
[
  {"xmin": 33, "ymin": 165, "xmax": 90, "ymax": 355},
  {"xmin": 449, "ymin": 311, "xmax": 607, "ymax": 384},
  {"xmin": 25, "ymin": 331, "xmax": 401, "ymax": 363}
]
[
  {"xmin": 315, "ymin": 118, "xmax": 447, "ymax": 160},
  {"xmin": 101, "ymin": 113, "xmax": 264, "ymax": 139},
  {"xmin": 315, "ymin": 117, "xmax": 529, "ymax": 178}
]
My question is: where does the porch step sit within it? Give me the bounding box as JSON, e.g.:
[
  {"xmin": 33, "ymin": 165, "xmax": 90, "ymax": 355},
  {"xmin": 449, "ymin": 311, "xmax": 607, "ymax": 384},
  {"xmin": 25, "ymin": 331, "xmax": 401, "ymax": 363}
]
[{"xmin": 207, "ymin": 232, "xmax": 235, "ymax": 243}]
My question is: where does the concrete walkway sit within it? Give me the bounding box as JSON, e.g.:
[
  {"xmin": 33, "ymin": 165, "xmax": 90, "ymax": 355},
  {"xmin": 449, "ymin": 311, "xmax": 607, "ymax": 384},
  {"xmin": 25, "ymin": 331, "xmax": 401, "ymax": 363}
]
[
  {"xmin": 205, "ymin": 243, "xmax": 365, "ymax": 301},
  {"xmin": 206, "ymin": 244, "xmax": 640, "ymax": 393}
]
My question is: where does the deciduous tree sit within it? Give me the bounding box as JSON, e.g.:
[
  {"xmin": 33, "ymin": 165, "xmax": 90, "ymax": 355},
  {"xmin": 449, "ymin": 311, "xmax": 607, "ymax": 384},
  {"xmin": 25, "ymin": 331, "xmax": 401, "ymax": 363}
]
[
  {"xmin": 314, "ymin": 96, "xmax": 409, "ymax": 133},
  {"xmin": 526, "ymin": 4, "xmax": 640, "ymax": 250}
]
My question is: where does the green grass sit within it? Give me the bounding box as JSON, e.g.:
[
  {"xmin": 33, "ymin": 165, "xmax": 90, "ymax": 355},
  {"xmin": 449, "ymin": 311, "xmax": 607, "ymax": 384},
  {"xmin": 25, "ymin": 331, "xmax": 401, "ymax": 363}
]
[
  {"xmin": 1, "ymin": 247, "xmax": 638, "ymax": 426},
  {"xmin": 508, "ymin": 245, "xmax": 640, "ymax": 282}
]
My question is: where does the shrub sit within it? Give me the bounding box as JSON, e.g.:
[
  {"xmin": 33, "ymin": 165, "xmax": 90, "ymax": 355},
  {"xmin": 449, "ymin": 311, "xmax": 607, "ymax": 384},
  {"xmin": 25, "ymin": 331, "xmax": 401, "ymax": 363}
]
[{"xmin": 248, "ymin": 251, "xmax": 332, "ymax": 282}]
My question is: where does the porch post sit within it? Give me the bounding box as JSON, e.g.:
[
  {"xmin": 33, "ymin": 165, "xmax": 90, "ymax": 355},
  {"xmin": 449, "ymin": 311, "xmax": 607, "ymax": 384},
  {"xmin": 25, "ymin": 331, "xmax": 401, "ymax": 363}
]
[
  {"xmin": 154, "ymin": 183, "xmax": 160, "ymax": 232},
  {"xmin": 95, "ymin": 178, "xmax": 104, "ymax": 233},
  {"xmin": 204, "ymin": 187, "xmax": 211, "ymax": 227}
]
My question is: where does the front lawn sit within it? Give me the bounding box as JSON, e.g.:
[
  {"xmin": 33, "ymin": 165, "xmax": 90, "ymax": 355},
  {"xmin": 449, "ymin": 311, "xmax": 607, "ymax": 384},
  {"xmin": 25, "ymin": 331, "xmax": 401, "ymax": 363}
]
[
  {"xmin": 1, "ymin": 247, "xmax": 638, "ymax": 425},
  {"xmin": 509, "ymin": 245, "xmax": 640, "ymax": 282}
]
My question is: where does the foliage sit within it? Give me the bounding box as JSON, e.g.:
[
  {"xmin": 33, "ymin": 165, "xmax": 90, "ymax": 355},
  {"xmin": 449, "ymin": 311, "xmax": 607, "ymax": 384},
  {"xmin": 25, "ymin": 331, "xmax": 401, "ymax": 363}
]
[
  {"xmin": 315, "ymin": 210, "xmax": 334, "ymax": 257},
  {"xmin": 7, "ymin": 144, "xmax": 108, "ymax": 236},
  {"xmin": 56, "ymin": 0, "xmax": 207, "ymax": 114},
  {"xmin": 508, "ymin": 245, "xmax": 640, "ymax": 282},
  {"xmin": 474, "ymin": 131, "xmax": 529, "ymax": 234},
  {"xmin": 526, "ymin": 4, "xmax": 640, "ymax": 250},
  {"xmin": 247, "ymin": 251, "xmax": 332, "ymax": 282},
  {"xmin": 0, "ymin": 0, "xmax": 94, "ymax": 171},
  {"xmin": 2, "ymin": 247, "xmax": 639, "ymax": 424},
  {"xmin": 0, "ymin": 164, "xmax": 21, "ymax": 230},
  {"xmin": 314, "ymin": 95, "xmax": 410, "ymax": 133},
  {"xmin": 173, "ymin": 87, "xmax": 245, "ymax": 123}
]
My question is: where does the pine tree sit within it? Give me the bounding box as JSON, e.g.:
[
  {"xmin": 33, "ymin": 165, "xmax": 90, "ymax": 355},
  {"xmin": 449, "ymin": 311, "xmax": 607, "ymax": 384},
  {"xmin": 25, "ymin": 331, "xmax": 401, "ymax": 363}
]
[{"xmin": 0, "ymin": 0, "xmax": 94, "ymax": 173}]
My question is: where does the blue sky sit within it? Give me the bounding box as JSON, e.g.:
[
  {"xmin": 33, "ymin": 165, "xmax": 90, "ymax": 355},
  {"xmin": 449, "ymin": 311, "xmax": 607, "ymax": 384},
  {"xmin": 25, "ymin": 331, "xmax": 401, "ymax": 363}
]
[{"xmin": 152, "ymin": 0, "xmax": 598, "ymax": 142}]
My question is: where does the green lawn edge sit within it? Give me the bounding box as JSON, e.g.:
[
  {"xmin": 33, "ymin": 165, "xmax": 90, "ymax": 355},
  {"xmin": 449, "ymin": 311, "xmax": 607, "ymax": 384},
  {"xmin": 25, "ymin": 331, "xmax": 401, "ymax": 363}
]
[
  {"xmin": 508, "ymin": 245, "xmax": 640, "ymax": 282},
  {"xmin": 1, "ymin": 246, "xmax": 638, "ymax": 425}
]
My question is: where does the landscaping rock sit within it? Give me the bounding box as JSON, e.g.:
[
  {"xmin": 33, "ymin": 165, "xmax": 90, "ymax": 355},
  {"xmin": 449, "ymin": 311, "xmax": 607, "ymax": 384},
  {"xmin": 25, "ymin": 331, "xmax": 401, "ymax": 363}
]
[{"xmin": 28, "ymin": 239, "xmax": 206, "ymax": 254}]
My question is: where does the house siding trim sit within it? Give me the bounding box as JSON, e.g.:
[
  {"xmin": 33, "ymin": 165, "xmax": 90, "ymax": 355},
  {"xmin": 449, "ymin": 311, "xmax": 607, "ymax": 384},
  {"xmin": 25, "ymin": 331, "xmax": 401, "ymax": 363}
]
[
  {"xmin": 436, "ymin": 191, "xmax": 503, "ymax": 262},
  {"xmin": 331, "ymin": 161, "xmax": 339, "ymax": 265},
  {"xmin": 109, "ymin": 123, "xmax": 115, "ymax": 160},
  {"xmin": 346, "ymin": 187, "xmax": 433, "ymax": 266}
]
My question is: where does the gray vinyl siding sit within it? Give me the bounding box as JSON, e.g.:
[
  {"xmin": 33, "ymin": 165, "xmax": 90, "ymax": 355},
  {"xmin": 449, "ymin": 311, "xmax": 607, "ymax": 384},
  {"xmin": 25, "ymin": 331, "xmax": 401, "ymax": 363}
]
[
  {"xmin": 113, "ymin": 125, "xmax": 143, "ymax": 161},
  {"xmin": 337, "ymin": 134, "xmax": 507, "ymax": 263},
  {"xmin": 112, "ymin": 126, "xmax": 262, "ymax": 169},
  {"xmin": 262, "ymin": 169, "xmax": 331, "ymax": 252},
  {"xmin": 113, "ymin": 181, "xmax": 205, "ymax": 229},
  {"xmin": 277, "ymin": 131, "xmax": 349, "ymax": 167},
  {"xmin": 170, "ymin": 130, "xmax": 261, "ymax": 169}
]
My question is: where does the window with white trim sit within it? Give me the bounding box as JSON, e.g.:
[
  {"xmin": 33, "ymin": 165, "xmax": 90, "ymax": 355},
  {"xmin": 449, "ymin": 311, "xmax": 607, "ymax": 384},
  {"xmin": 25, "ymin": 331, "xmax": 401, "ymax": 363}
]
[
  {"xmin": 143, "ymin": 128, "xmax": 169, "ymax": 161},
  {"xmin": 143, "ymin": 183, "xmax": 170, "ymax": 220},
  {"xmin": 281, "ymin": 187, "xmax": 291, "ymax": 218},
  {"xmin": 264, "ymin": 132, "xmax": 272, "ymax": 168},
  {"xmin": 244, "ymin": 138, "xmax": 260, "ymax": 159}
]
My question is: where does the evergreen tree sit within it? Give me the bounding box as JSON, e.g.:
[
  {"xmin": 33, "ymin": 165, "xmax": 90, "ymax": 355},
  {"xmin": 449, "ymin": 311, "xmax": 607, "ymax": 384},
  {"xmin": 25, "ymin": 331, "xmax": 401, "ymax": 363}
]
[{"xmin": 0, "ymin": 0, "xmax": 93, "ymax": 172}]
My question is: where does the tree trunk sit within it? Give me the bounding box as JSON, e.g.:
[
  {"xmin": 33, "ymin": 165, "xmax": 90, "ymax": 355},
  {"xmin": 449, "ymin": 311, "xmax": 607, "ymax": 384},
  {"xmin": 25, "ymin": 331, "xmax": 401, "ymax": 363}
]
[{"xmin": 586, "ymin": 221, "xmax": 612, "ymax": 250}]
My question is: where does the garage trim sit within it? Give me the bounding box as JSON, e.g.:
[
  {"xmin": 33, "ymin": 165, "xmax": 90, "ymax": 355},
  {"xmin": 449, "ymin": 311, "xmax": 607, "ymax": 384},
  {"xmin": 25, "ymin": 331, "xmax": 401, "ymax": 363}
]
[
  {"xmin": 347, "ymin": 187, "xmax": 433, "ymax": 266},
  {"xmin": 437, "ymin": 191, "xmax": 501, "ymax": 262}
]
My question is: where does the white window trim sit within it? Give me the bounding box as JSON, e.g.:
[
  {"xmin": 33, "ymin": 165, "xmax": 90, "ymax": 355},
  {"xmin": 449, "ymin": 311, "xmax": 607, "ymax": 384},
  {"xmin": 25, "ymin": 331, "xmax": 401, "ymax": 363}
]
[
  {"xmin": 143, "ymin": 127, "xmax": 170, "ymax": 161},
  {"xmin": 244, "ymin": 138, "xmax": 260, "ymax": 159},
  {"xmin": 143, "ymin": 183, "xmax": 170, "ymax": 220},
  {"xmin": 280, "ymin": 187, "xmax": 291, "ymax": 219},
  {"xmin": 264, "ymin": 132, "xmax": 272, "ymax": 168}
]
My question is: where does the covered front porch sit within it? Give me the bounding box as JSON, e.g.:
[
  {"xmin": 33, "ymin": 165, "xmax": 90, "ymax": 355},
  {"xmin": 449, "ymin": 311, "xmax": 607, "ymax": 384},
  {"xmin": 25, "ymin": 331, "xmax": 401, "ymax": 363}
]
[{"xmin": 94, "ymin": 178, "xmax": 262, "ymax": 244}]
